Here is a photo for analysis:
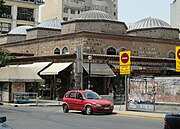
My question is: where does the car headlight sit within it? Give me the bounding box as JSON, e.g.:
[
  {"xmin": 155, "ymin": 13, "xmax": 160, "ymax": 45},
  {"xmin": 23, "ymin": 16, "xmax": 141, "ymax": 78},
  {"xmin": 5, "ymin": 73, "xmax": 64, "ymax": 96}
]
[
  {"xmin": 110, "ymin": 103, "xmax": 114, "ymax": 106},
  {"xmin": 95, "ymin": 104, "xmax": 102, "ymax": 107}
]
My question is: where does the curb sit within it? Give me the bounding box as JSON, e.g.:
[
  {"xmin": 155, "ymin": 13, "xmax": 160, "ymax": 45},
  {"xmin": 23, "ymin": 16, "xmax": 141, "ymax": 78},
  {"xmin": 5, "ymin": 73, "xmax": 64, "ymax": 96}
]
[
  {"xmin": 2, "ymin": 103, "xmax": 62, "ymax": 107},
  {"xmin": 116, "ymin": 112, "xmax": 165, "ymax": 119}
]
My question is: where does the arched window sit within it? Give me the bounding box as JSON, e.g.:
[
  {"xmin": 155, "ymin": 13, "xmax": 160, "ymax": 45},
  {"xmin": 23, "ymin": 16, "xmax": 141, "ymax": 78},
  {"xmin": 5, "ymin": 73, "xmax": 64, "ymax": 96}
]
[
  {"xmin": 54, "ymin": 48, "xmax": 60, "ymax": 55},
  {"xmin": 62, "ymin": 47, "xmax": 69, "ymax": 54},
  {"xmin": 117, "ymin": 47, "xmax": 127, "ymax": 54},
  {"xmin": 168, "ymin": 51, "xmax": 175, "ymax": 58},
  {"xmin": 119, "ymin": 47, "xmax": 127, "ymax": 52},
  {"xmin": 107, "ymin": 47, "xmax": 116, "ymax": 55}
]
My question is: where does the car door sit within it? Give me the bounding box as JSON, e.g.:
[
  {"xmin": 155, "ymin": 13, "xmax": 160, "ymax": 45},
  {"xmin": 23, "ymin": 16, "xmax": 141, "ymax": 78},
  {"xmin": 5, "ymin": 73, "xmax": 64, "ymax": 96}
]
[
  {"xmin": 74, "ymin": 92, "xmax": 85, "ymax": 111},
  {"xmin": 67, "ymin": 91, "xmax": 76, "ymax": 109}
]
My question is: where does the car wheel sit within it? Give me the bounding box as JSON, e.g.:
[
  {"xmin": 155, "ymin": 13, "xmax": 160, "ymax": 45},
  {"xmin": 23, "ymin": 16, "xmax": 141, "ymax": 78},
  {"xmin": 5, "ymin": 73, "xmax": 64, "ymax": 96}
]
[
  {"xmin": 86, "ymin": 106, "xmax": 92, "ymax": 115},
  {"xmin": 63, "ymin": 104, "xmax": 69, "ymax": 113}
]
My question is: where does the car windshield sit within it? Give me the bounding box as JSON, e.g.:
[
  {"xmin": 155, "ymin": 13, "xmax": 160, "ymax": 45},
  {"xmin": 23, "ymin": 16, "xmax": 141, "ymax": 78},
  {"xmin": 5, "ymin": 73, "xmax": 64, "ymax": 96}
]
[{"xmin": 83, "ymin": 91, "xmax": 102, "ymax": 100}]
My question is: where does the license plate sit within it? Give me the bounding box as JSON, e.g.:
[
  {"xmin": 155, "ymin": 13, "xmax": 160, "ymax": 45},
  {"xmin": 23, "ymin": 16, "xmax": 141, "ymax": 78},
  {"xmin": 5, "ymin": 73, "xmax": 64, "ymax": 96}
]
[{"xmin": 104, "ymin": 107, "xmax": 109, "ymax": 109}]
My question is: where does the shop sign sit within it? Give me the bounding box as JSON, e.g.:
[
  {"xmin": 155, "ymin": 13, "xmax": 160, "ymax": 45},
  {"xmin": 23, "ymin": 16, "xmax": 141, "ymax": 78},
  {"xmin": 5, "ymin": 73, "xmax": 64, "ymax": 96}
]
[{"xmin": 176, "ymin": 46, "xmax": 180, "ymax": 72}]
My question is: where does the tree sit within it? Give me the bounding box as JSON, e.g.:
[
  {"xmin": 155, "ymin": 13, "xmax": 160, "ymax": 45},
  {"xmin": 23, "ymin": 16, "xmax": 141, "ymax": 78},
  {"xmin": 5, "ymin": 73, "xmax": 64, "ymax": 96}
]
[
  {"xmin": 0, "ymin": 0, "xmax": 6, "ymax": 5},
  {"xmin": 0, "ymin": 48, "xmax": 14, "ymax": 67}
]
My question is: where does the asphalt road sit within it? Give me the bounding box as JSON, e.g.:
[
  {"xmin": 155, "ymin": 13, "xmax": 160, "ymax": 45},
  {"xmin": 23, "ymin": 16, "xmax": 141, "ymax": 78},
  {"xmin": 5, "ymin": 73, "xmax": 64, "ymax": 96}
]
[{"xmin": 0, "ymin": 106, "xmax": 164, "ymax": 129}]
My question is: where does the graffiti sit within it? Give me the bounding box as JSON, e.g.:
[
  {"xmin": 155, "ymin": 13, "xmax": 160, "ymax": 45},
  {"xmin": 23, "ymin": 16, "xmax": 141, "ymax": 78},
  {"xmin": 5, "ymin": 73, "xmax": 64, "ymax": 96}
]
[
  {"xmin": 129, "ymin": 77, "xmax": 180, "ymax": 106},
  {"xmin": 155, "ymin": 77, "xmax": 180, "ymax": 103},
  {"xmin": 129, "ymin": 78, "xmax": 155, "ymax": 104}
]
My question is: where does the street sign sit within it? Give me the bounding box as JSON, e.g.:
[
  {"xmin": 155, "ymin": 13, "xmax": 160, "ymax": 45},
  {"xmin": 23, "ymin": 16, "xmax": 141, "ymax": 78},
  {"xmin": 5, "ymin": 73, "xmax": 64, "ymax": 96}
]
[
  {"xmin": 120, "ymin": 65, "xmax": 130, "ymax": 75},
  {"xmin": 119, "ymin": 51, "xmax": 131, "ymax": 75},
  {"xmin": 176, "ymin": 46, "xmax": 180, "ymax": 72},
  {"xmin": 120, "ymin": 51, "xmax": 130, "ymax": 66},
  {"xmin": 176, "ymin": 46, "xmax": 180, "ymax": 62}
]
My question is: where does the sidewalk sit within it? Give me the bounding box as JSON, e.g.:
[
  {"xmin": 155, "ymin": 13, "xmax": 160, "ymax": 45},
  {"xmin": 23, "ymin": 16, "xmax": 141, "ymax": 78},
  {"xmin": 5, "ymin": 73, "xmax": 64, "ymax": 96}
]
[{"xmin": 1, "ymin": 100, "xmax": 166, "ymax": 119}]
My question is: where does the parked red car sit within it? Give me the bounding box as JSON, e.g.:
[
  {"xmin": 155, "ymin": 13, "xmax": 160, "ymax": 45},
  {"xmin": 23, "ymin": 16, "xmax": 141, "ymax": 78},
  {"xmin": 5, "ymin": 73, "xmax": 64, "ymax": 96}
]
[{"xmin": 62, "ymin": 90, "xmax": 114, "ymax": 115}]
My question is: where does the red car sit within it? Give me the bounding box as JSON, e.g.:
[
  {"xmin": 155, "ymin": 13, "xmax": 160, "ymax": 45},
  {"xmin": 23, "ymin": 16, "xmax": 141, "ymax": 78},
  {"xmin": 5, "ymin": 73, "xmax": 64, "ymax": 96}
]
[{"xmin": 62, "ymin": 90, "xmax": 114, "ymax": 115}]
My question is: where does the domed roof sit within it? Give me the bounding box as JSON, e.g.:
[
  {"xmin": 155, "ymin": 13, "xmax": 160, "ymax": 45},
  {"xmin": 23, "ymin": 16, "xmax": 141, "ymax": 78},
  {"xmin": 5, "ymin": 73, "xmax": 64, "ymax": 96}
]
[
  {"xmin": 75, "ymin": 10, "xmax": 114, "ymax": 20},
  {"xmin": 37, "ymin": 18, "xmax": 63, "ymax": 29},
  {"xmin": 8, "ymin": 26, "xmax": 33, "ymax": 35},
  {"xmin": 128, "ymin": 17, "xmax": 172, "ymax": 31}
]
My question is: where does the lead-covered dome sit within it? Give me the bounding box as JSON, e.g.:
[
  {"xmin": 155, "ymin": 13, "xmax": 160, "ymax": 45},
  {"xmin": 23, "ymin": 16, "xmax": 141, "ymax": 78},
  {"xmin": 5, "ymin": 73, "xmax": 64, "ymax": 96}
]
[
  {"xmin": 8, "ymin": 26, "xmax": 33, "ymax": 35},
  {"xmin": 75, "ymin": 10, "xmax": 114, "ymax": 20},
  {"xmin": 128, "ymin": 17, "xmax": 172, "ymax": 31},
  {"xmin": 37, "ymin": 18, "xmax": 63, "ymax": 29}
]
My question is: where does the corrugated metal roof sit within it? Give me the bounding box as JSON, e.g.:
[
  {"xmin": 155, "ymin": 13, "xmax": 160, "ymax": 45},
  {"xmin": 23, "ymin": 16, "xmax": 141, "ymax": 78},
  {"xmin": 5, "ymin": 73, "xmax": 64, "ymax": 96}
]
[
  {"xmin": 75, "ymin": 10, "xmax": 114, "ymax": 20},
  {"xmin": 37, "ymin": 18, "xmax": 63, "ymax": 29},
  {"xmin": 128, "ymin": 17, "xmax": 172, "ymax": 31},
  {"xmin": 8, "ymin": 26, "xmax": 33, "ymax": 35}
]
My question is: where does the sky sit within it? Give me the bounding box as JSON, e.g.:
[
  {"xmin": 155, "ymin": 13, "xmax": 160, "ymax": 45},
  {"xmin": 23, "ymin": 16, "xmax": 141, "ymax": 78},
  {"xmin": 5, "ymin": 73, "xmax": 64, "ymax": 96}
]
[{"xmin": 118, "ymin": 0, "xmax": 173, "ymax": 25}]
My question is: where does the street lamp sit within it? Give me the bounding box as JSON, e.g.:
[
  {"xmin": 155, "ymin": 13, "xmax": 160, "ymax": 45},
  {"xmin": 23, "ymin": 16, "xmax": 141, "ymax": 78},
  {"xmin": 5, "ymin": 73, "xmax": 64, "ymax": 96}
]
[{"xmin": 88, "ymin": 55, "xmax": 92, "ymax": 89}]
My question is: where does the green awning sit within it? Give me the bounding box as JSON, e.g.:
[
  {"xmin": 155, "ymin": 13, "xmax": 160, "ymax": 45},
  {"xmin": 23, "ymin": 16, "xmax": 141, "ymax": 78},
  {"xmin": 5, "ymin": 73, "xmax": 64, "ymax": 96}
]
[{"xmin": 83, "ymin": 63, "xmax": 116, "ymax": 77}]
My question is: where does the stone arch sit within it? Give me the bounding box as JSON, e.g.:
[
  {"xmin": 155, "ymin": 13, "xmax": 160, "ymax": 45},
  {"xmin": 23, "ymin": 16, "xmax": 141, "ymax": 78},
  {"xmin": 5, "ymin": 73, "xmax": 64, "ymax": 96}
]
[
  {"xmin": 167, "ymin": 51, "xmax": 175, "ymax": 58},
  {"xmin": 54, "ymin": 47, "xmax": 60, "ymax": 55},
  {"xmin": 106, "ymin": 46, "xmax": 116, "ymax": 55},
  {"xmin": 62, "ymin": 46, "xmax": 69, "ymax": 54},
  {"xmin": 117, "ymin": 47, "xmax": 127, "ymax": 54}
]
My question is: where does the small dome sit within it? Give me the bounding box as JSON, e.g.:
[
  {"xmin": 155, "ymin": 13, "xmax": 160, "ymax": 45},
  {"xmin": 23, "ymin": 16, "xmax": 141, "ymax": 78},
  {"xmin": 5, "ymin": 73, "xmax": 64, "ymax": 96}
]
[
  {"xmin": 75, "ymin": 10, "xmax": 114, "ymax": 20},
  {"xmin": 8, "ymin": 26, "xmax": 33, "ymax": 35},
  {"xmin": 37, "ymin": 18, "xmax": 63, "ymax": 29},
  {"xmin": 128, "ymin": 17, "xmax": 172, "ymax": 31}
]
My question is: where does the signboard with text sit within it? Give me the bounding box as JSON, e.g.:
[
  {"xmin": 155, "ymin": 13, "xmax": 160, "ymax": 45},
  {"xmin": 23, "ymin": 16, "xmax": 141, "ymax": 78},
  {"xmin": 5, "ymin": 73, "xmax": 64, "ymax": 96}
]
[
  {"xmin": 120, "ymin": 65, "xmax": 130, "ymax": 75},
  {"xmin": 176, "ymin": 46, "xmax": 180, "ymax": 72},
  {"xmin": 119, "ymin": 51, "xmax": 131, "ymax": 75}
]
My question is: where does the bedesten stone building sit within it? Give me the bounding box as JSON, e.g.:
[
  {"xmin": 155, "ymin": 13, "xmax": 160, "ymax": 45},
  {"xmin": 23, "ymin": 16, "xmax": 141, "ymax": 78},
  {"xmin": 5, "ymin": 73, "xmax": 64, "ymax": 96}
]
[{"xmin": 0, "ymin": 10, "xmax": 179, "ymax": 110}]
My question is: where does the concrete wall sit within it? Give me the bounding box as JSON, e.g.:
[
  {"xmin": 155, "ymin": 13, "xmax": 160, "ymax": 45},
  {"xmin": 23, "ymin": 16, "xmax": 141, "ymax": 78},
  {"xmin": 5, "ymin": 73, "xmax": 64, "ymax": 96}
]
[
  {"xmin": 61, "ymin": 21, "xmax": 127, "ymax": 35},
  {"xmin": 127, "ymin": 28, "xmax": 179, "ymax": 40}
]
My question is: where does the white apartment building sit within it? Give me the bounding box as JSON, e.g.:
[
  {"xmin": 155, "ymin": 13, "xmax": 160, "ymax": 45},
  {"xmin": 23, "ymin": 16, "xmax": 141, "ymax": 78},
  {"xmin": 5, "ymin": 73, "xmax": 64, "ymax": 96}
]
[
  {"xmin": 41, "ymin": 0, "xmax": 118, "ymax": 22},
  {"xmin": 0, "ymin": 0, "xmax": 43, "ymax": 35},
  {"xmin": 171, "ymin": 0, "xmax": 180, "ymax": 29}
]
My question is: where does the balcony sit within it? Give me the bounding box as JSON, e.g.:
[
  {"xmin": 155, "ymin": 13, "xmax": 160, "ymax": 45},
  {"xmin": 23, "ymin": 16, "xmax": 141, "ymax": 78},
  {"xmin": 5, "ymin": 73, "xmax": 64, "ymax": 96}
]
[{"xmin": 14, "ymin": 0, "xmax": 44, "ymax": 5}]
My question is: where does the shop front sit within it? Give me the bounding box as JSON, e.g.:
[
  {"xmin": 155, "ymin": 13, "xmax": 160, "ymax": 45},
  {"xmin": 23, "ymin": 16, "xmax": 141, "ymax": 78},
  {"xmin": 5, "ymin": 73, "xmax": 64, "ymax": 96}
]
[
  {"xmin": 39, "ymin": 62, "xmax": 73, "ymax": 99},
  {"xmin": 0, "ymin": 66, "xmax": 42, "ymax": 102}
]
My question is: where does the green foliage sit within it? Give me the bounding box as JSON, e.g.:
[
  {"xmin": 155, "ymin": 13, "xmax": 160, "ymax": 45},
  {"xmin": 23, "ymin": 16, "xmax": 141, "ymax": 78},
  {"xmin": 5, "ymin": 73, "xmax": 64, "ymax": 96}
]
[
  {"xmin": 0, "ymin": 48, "xmax": 14, "ymax": 67},
  {"xmin": 0, "ymin": 0, "xmax": 6, "ymax": 4}
]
